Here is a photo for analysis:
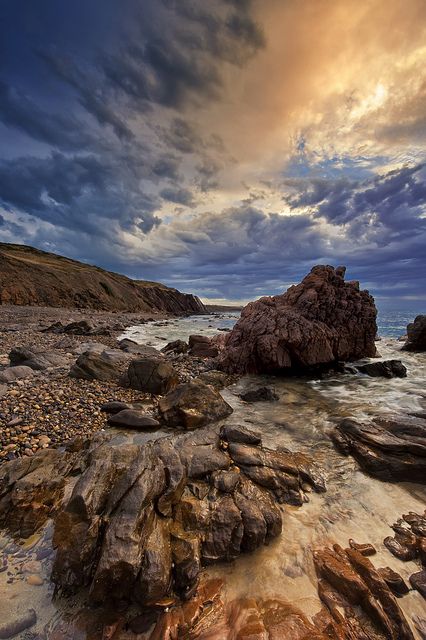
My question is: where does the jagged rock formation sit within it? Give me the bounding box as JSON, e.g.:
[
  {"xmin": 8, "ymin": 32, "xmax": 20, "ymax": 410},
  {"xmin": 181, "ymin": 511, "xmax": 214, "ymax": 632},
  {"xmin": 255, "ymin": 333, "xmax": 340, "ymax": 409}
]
[
  {"xmin": 0, "ymin": 425, "xmax": 325, "ymax": 606},
  {"xmin": 313, "ymin": 543, "xmax": 415, "ymax": 639},
  {"xmin": 218, "ymin": 265, "xmax": 377, "ymax": 374},
  {"xmin": 403, "ymin": 315, "xmax": 426, "ymax": 352},
  {"xmin": 0, "ymin": 243, "xmax": 206, "ymax": 314},
  {"xmin": 331, "ymin": 415, "xmax": 426, "ymax": 482}
]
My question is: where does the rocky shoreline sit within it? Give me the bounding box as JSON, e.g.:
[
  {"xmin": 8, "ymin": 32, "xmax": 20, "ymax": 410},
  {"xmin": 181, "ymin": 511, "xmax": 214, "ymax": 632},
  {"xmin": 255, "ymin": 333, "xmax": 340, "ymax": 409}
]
[
  {"xmin": 0, "ymin": 305, "xmax": 210, "ymax": 462},
  {"xmin": 0, "ymin": 267, "xmax": 425, "ymax": 639}
]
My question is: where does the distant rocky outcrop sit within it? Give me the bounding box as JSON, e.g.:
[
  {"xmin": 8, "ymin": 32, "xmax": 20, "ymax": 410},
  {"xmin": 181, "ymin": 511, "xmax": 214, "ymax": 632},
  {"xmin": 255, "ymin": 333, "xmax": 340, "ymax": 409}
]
[
  {"xmin": 403, "ymin": 315, "xmax": 426, "ymax": 352},
  {"xmin": 218, "ymin": 265, "xmax": 377, "ymax": 374},
  {"xmin": 0, "ymin": 243, "xmax": 206, "ymax": 314}
]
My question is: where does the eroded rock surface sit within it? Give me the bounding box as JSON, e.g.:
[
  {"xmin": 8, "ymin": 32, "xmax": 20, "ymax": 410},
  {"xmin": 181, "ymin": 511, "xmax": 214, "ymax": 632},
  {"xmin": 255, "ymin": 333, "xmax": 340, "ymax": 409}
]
[
  {"xmin": 218, "ymin": 265, "xmax": 377, "ymax": 374},
  {"xmin": 0, "ymin": 425, "xmax": 325, "ymax": 607},
  {"xmin": 331, "ymin": 415, "xmax": 426, "ymax": 482},
  {"xmin": 126, "ymin": 357, "xmax": 179, "ymax": 394}
]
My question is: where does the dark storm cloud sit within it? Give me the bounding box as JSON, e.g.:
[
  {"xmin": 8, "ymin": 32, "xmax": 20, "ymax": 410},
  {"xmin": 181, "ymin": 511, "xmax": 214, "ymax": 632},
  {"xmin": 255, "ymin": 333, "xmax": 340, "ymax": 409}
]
[
  {"xmin": 160, "ymin": 186, "xmax": 196, "ymax": 207},
  {"xmin": 0, "ymin": 80, "xmax": 93, "ymax": 150},
  {"xmin": 0, "ymin": 152, "xmax": 161, "ymax": 235},
  {"xmin": 285, "ymin": 163, "xmax": 426, "ymax": 231}
]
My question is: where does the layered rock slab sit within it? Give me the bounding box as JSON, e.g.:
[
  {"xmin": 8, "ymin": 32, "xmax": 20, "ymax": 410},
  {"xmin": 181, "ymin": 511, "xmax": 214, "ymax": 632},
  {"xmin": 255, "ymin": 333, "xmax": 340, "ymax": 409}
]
[
  {"xmin": 331, "ymin": 415, "xmax": 426, "ymax": 482},
  {"xmin": 218, "ymin": 265, "xmax": 377, "ymax": 374}
]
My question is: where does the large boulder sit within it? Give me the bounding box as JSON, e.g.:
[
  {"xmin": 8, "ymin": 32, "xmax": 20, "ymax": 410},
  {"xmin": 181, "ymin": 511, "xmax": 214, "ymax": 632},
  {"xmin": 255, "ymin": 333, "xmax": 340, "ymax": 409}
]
[
  {"xmin": 403, "ymin": 315, "xmax": 426, "ymax": 352},
  {"xmin": 158, "ymin": 380, "xmax": 233, "ymax": 429},
  {"xmin": 218, "ymin": 265, "xmax": 377, "ymax": 374},
  {"xmin": 119, "ymin": 339, "xmax": 163, "ymax": 357},
  {"xmin": 9, "ymin": 346, "xmax": 68, "ymax": 370},
  {"xmin": 126, "ymin": 357, "xmax": 179, "ymax": 394},
  {"xmin": 69, "ymin": 350, "xmax": 119, "ymax": 381}
]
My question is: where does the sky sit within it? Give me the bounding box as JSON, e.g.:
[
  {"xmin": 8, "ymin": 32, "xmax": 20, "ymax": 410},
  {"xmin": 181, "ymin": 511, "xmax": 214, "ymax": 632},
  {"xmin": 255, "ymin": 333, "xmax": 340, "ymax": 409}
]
[{"xmin": 0, "ymin": 0, "xmax": 425, "ymax": 309}]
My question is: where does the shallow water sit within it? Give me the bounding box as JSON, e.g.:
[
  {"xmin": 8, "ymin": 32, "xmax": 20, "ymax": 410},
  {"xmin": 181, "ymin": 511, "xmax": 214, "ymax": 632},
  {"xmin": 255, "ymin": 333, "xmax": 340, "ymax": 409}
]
[{"xmin": 1, "ymin": 312, "xmax": 425, "ymax": 638}]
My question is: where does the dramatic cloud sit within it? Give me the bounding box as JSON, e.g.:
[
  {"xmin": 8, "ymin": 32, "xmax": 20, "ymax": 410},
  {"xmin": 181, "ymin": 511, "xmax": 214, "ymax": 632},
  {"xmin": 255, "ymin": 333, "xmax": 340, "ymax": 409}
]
[{"xmin": 0, "ymin": 0, "xmax": 425, "ymax": 307}]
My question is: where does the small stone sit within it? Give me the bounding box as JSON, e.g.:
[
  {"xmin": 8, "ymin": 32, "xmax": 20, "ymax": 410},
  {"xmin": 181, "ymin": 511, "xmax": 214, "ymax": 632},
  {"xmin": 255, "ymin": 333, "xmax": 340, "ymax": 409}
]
[{"xmin": 26, "ymin": 573, "xmax": 44, "ymax": 586}]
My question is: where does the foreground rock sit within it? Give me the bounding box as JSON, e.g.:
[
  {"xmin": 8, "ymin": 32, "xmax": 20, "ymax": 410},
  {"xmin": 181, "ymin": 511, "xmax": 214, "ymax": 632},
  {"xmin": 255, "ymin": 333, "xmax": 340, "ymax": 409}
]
[
  {"xmin": 240, "ymin": 386, "xmax": 279, "ymax": 402},
  {"xmin": 331, "ymin": 415, "xmax": 426, "ymax": 482},
  {"xmin": 313, "ymin": 542, "xmax": 415, "ymax": 639},
  {"xmin": 218, "ymin": 265, "xmax": 377, "ymax": 374},
  {"xmin": 158, "ymin": 380, "xmax": 233, "ymax": 429},
  {"xmin": 0, "ymin": 365, "xmax": 34, "ymax": 383},
  {"xmin": 403, "ymin": 315, "xmax": 426, "ymax": 352},
  {"xmin": 356, "ymin": 359, "xmax": 407, "ymax": 378},
  {"xmin": 0, "ymin": 425, "xmax": 325, "ymax": 607}
]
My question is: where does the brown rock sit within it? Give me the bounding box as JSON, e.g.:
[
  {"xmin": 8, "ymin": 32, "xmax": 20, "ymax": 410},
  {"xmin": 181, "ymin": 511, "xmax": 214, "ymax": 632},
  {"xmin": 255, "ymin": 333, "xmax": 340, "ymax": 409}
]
[
  {"xmin": 403, "ymin": 315, "xmax": 426, "ymax": 352},
  {"xmin": 218, "ymin": 265, "xmax": 377, "ymax": 374},
  {"xmin": 126, "ymin": 357, "xmax": 179, "ymax": 394},
  {"xmin": 158, "ymin": 380, "xmax": 233, "ymax": 429},
  {"xmin": 188, "ymin": 335, "xmax": 219, "ymax": 358}
]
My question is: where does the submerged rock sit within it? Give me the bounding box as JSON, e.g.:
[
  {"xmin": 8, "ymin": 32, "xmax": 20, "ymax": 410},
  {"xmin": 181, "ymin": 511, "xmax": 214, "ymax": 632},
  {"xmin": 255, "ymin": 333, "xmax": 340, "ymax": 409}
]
[
  {"xmin": 356, "ymin": 359, "xmax": 407, "ymax": 378},
  {"xmin": 403, "ymin": 315, "xmax": 426, "ymax": 352},
  {"xmin": 240, "ymin": 386, "xmax": 279, "ymax": 402},
  {"xmin": 158, "ymin": 380, "xmax": 233, "ymax": 429},
  {"xmin": 218, "ymin": 265, "xmax": 377, "ymax": 374},
  {"xmin": 331, "ymin": 415, "xmax": 426, "ymax": 482},
  {"xmin": 161, "ymin": 339, "xmax": 188, "ymax": 354},
  {"xmin": 0, "ymin": 609, "xmax": 37, "ymax": 639}
]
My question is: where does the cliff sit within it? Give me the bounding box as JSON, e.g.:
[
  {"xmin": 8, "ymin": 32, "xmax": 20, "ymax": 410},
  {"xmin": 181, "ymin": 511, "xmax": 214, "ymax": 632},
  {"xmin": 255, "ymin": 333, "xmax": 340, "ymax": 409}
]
[{"xmin": 0, "ymin": 243, "xmax": 206, "ymax": 315}]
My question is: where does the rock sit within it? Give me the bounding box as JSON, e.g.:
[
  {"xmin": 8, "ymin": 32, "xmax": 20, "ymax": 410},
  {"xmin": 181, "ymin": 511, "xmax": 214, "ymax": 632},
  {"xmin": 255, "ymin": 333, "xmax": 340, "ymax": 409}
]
[
  {"xmin": 313, "ymin": 543, "xmax": 415, "ymax": 639},
  {"xmin": 378, "ymin": 567, "xmax": 409, "ymax": 596},
  {"xmin": 356, "ymin": 359, "xmax": 407, "ymax": 378},
  {"xmin": 218, "ymin": 265, "xmax": 377, "ymax": 374},
  {"xmin": 161, "ymin": 340, "xmax": 188, "ymax": 354},
  {"xmin": 240, "ymin": 386, "xmax": 279, "ymax": 402},
  {"xmin": 62, "ymin": 320, "xmax": 93, "ymax": 335},
  {"xmin": 403, "ymin": 315, "xmax": 426, "ymax": 352},
  {"xmin": 69, "ymin": 350, "xmax": 119, "ymax": 381},
  {"xmin": 0, "ymin": 609, "xmax": 37, "ymax": 639},
  {"xmin": 197, "ymin": 370, "xmax": 232, "ymax": 390},
  {"xmin": 409, "ymin": 570, "xmax": 426, "ymax": 598},
  {"xmin": 119, "ymin": 339, "xmax": 163, "ymax": 357},
  {"xmin": 9, "ymin": 346, "xmax": 67, "ymax": 370},
  {"xmin": 0, "ymin": 384, "xmax": 7, "ymax": 397},
  {"xmin": 26, "ymin": 573, "xmax": 44, "ymax": 585},
  {"xmin": 331, "ymin": 415, "xmax": 426, "ymax": 482},
  {"xmin": 126, "ymin": 357, "xmax": 179, "ymax": 394},
  {"xmin": 188, "ymin": 335, "xmax": 219, "ymax": 358},
  {"xmin": 107, "ymin": 410, "xmax": 160, "ymax": 430},
  {"xmin": 0, "ymin": 447, "xmax": 82, "ymax": 537},
  {"xmin": 101, "ymin": 400, "xmax": 133, "ymax": 414},
  {"xmin": 383, "ymin": 511, "xmax": 426, "ymax": 565},
  {"xmin": 158, "ymin": 380, "xmax": 233, "ymax": 429},
  {"xmin": 0, "ymin": 365, "xmax": 34, "ymax": 383},
  {"xmin": 348, "ymin": 539, "xmax": 376, "ymax": 556},
  {"xmin": 220, "ymin": 424, "xmax": 262, "ymax": 446}
]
